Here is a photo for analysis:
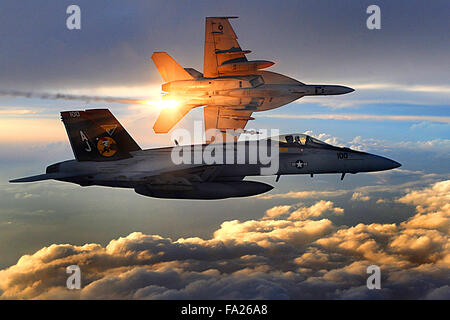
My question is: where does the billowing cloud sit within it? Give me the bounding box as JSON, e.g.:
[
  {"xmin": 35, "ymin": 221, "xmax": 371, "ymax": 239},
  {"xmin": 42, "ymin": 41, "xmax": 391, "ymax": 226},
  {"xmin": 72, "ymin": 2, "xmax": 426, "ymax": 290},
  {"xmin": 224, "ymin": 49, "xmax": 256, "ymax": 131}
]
[
  {"xmin": 263, "ymin": 205, "xmax": 291, "ymax": 219},
  {"xmin": 262, "ymin": 201, "xmax": 343, "ymax": 221},
  {"xmin": 398, "ymin": 180, "xmax": 450, "ymax": 233},
  {"xmin": 0, "ymin": 180, "xmax": 448, "ymax": 299}
]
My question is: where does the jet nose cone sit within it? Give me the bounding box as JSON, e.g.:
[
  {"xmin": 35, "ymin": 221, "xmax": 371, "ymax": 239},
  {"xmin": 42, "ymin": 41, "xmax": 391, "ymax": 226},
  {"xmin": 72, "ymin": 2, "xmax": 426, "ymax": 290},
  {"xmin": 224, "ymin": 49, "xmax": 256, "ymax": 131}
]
[
  {"xmin": 377, "ymin": 156, "xmax": 402, "ymax": 171},
  {"xmin": 390, "ymin": 160, "xmax": 402, "ymax": 169},
  {"xmin": 327, "ymin": 85, "xmax": 355, "ymax": 95},
  {"xmin": 342, "ymin": 86, "xmax": 355, "ymax": 94},
  {"xmin": 361, "ymin": 153, "xmax": 402, "ymax": 172}
]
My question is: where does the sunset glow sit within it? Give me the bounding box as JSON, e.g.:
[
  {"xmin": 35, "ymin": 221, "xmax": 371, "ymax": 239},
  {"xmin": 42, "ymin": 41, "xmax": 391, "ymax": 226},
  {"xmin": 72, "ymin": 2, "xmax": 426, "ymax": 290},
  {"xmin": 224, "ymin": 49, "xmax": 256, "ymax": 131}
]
[{"xmin": 144, "ymin": 98, "xmax": 181, "ymax": 110}]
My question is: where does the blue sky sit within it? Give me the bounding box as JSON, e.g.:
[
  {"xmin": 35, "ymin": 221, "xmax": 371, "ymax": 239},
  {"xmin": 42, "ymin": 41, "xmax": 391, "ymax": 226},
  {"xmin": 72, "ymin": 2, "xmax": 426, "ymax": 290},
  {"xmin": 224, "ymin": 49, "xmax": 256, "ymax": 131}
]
[{"xmin": 0, "ymin": 1, "xmax": 449, "ymax": 299}]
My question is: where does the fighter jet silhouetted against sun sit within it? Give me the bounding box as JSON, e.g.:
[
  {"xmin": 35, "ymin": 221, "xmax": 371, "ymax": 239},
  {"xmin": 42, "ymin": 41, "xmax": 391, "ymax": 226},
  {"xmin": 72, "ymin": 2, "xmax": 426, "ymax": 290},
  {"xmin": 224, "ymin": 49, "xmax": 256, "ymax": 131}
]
[{"xmin": 152, "ymin": 17, "xmax": 354, "ymax": 143}]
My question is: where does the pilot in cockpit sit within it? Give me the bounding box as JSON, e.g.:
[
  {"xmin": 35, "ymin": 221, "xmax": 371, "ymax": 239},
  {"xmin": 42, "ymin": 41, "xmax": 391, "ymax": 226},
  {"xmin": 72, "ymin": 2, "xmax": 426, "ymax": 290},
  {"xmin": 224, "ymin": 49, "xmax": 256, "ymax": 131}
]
[{"xmin": 285, "ymin": 135, "xmax": 294, "ymax": 144}]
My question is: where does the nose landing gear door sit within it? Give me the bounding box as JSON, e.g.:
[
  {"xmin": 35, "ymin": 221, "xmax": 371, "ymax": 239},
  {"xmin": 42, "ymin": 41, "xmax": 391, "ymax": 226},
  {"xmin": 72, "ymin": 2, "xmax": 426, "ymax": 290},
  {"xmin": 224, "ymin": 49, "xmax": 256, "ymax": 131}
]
[{"xmin": 250, "ymin": 75, "xmax": 265, "ymax": 88}]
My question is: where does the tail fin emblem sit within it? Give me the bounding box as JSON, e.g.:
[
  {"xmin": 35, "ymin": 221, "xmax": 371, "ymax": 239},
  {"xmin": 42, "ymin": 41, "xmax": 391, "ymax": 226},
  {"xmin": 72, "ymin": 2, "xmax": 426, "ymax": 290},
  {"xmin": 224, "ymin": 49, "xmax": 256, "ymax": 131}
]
[{"xmin": 97, "ymin": 137, "xmax": 118, "ymax": 157}]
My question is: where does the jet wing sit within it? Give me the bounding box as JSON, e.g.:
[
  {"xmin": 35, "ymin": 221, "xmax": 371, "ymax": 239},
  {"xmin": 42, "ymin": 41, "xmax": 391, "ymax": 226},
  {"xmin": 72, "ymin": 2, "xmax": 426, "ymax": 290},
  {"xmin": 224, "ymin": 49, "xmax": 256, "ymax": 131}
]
[
  {"xmin": 204, "ymin": 16, "xmax": 249, "ymax": 78},
  {"xmin": 204, "ymin": 106, "xmax": 254, "ymax": 143},
  {"xmin": 126, "ymin": 164, "xmax": 226, "ymax": 184}
]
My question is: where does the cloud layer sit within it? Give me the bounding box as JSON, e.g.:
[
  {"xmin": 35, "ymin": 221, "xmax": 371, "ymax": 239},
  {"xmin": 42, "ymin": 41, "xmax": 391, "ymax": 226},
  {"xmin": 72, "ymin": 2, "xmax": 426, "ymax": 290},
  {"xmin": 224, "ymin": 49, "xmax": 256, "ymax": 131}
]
[{"xmin": 0, "ymin": 180, "xmax": 448, "ymax": 299}]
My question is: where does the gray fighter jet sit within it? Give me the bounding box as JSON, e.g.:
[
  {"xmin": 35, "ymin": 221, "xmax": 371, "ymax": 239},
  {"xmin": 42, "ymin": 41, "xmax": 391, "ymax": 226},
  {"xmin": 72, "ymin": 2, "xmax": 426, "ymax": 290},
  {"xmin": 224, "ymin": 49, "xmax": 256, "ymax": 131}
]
[
  {"xmin": 152, "ymin": 17, "xmax": 354, "ymax": 142},
  {"xmin": 10, "ymin": 109, "xmax": 401, "ymax": 200}
]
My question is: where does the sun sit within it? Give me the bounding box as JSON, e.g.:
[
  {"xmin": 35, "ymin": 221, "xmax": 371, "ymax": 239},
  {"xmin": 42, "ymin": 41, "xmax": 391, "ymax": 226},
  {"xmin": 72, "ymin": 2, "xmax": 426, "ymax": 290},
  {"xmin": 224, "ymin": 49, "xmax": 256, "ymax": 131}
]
[{"xmin": 143, "ymin": 99, "xmax": 181, "ymax": 110}]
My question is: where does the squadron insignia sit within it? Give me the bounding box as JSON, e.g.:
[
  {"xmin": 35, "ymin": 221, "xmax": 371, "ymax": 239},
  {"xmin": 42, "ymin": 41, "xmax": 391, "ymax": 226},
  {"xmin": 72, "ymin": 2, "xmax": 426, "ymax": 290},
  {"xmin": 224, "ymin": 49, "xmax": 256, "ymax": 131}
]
[
  {"xmin": 97, "ymin": 137, "xmax": 118, "ymax": 157},
  {"xmin": 100, "ymin": 124, "xmax": 117, "ymax": 136}
]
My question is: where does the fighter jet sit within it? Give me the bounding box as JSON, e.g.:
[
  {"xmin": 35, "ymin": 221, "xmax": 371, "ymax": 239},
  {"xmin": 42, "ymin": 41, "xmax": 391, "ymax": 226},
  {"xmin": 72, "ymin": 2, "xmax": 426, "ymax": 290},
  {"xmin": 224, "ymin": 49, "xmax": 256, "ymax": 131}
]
[
  {"xmin": 152, "ymin": 17, "xmax": 354, "ymax": 143},
  {"xmin": 10, "ymin": 109, "xmax": 401, "ymax": 200}
]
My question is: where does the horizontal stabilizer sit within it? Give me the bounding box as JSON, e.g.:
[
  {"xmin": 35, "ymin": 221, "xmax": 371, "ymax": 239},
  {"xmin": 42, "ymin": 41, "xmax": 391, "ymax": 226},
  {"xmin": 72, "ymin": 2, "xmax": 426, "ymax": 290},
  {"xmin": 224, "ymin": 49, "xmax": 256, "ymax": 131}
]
[
  {"xmin": 9, "ymin": 172, "xmax": 80, "ymax": 183},
  {"xmin": 153, "ymin": 105, "xmax": 195, "ymax": 133}
]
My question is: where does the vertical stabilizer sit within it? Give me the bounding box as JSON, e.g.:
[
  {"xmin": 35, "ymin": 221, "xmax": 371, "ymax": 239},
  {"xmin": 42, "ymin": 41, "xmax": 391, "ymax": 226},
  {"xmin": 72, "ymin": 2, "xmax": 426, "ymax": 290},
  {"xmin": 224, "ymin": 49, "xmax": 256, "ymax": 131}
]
[
  {"xmin": 61, "ymin": 109, "xmax": 141, "ymax": 161},
  {"xmin": 151, "ymin": 52, "xmax": 194, "ymax": 82}
]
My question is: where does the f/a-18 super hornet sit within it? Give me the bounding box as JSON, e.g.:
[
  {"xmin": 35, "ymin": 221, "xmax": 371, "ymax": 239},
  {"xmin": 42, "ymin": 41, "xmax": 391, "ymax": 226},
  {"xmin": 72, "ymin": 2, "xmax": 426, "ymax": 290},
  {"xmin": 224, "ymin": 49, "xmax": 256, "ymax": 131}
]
[
  {"xmin": 10, "ymin": 109, "xmax": 400, "ymax": 200},
  {"xmin": 151, "ymin": 17, "xmax": 354, "ymax": 142}
]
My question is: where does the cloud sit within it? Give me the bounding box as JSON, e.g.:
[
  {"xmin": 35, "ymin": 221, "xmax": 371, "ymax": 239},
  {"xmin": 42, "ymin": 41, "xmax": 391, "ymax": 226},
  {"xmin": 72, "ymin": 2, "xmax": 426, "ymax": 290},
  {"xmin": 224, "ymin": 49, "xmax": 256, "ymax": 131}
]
[
  {"xmin": 258, "ymin": 190, "xmax": 348, "ymax": 200},
  {"xmin": 351, "ymin": 83, "xmax": 450, "ymax": 94},
  {"xmin": 0, "ymin": 180, "xmax": 448, "ymax": 299},
  {"xmin": 351, "ymin": 192, "xmax": 370, "ymax": 202},
  {"xmin": 278, "ymin": 130, "xmax": 450, "ymax": 157},
  {"xmin": 263, "ymin": 205, "xmax": 291, "ymax": 219},
  {"xmin": 298, "ymin": 97, "xmax": 450, "ymax": 109},
  {"xmin": 262, "ymin": 201, "xmax": 344, "ymax": 221},
  {"xmin": 289, "ymin": 201, "xmax": 344, "ymax": 220},
  {"xmin": 350, "ymin": 137, "xmax": 450, "ymax": 153},
  {"xmin": 255, "ymin": 170, "xmax": 449, "ymax": 213},
  {"xmin": 13, "ymin": 192, "xmax": 41, "ymax": 200},
  {"xmin": 261, "ymin": 113, "xmax": 450, "ymax": 124},
  {"xmin": 0, "ymin": 109, "xmax": 36, "ymax": 115},
  {"xmin": 397, "ymin": 180, "xmax": 450, "ymax": 233}
]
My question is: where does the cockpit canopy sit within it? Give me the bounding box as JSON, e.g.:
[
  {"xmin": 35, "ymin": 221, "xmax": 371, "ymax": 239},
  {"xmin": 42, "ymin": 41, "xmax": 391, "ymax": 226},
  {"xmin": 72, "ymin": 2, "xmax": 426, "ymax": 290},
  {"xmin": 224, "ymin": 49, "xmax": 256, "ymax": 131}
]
[{"xmin": 271, "ymin": 134, "xmax": 333, "ymax": 148}]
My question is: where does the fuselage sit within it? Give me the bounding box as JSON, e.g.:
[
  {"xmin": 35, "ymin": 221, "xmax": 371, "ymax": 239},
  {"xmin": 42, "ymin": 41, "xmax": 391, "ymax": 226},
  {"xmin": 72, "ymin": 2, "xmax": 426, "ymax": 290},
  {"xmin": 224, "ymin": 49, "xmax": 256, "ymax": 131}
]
[
  {"xmin": 162, "ymin": 71, "xmax": 354, "ymax": 112},
  {"xmin": 48, "ymin": 134, "xmax": 400, "ymax": 195}
]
